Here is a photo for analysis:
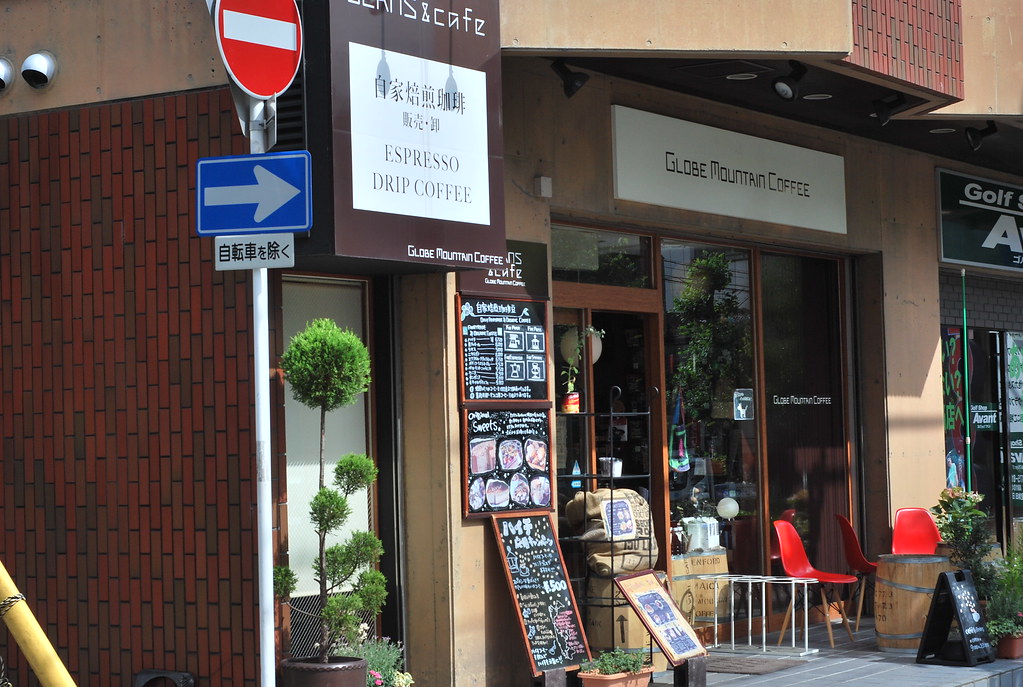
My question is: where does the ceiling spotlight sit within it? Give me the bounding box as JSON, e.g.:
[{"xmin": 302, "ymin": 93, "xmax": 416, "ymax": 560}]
[
  {"xmin": 965, "ymin": 121, "xmax": 997, "ymax": 151},
  {"xmin": 871, "ymin": 92, "xmax": 907, "ymax": 127},
  {"xmin": 550, "ymin": 59, "xmax": 589, "ymax": 99},
  {"xmin": 771, "ymin": 60, "xmax": 806, "ymax": 101},
  {"xmin": 21, "ymin": 51, "xmax": 57, "ymax": 89},
  {"xmin": 0, "ymin": 57, "xmax": 13, "ymax": 95}
]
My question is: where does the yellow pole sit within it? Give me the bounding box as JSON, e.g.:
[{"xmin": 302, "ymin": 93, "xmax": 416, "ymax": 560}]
[{"xmin": 0, "ymin": 560, "xmax": 76, "ymax": 687}]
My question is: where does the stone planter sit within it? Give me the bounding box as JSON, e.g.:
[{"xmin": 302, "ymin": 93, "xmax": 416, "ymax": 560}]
[{"xmin": 280, "ymin": 656, "xmax": 367, "ymax": 687}]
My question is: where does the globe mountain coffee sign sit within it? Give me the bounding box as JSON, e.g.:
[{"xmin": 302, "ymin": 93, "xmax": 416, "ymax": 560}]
[{"xmin": 939, "ymin": 169, "xmax": 1023, "ymax": 273}]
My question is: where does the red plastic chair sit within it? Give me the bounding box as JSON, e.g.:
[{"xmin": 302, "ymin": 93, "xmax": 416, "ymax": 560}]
[
  {"xmin": 835, "ymin": 514, "xmax": 877, "ymax": 631},
  {"xmin": 891, "ymin": 507, "xmax": 941, "ymax": 555},
  {"xmin": 773, "ymin": 519, "xmax": 857, "ymax": 648}
]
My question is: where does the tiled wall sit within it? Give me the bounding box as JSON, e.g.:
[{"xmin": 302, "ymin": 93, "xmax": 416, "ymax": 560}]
[
  {"xmin": 939, "ymin": 269, "xmax": 1023, "ymax": 330},
  {"xmin": 0, "ymin": 90, "xmax": 263, "ymax": 684},
  {"xmin": 849, "ymin": 0, "xmax": 963, "ymax": 98}
]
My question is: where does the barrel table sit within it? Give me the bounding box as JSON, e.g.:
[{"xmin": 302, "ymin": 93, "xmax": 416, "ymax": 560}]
[{"xmin": 874, "ymin": 554, "xmax": 952, "ymax": 652}]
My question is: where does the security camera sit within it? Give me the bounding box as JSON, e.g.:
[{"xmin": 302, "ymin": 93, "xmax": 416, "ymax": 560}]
[
  {"xmin": 0, "ymin": 58, "xmax": 13, "ymax": 94},
  {"xmin": 21, "ymin": 51, "xmax": 57, "ymax": 89}
]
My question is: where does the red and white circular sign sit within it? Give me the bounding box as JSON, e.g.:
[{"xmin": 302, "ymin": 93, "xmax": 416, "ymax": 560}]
[{"xmin": 214, "ymin": 0, "xmax": 303, "ymax": 99}]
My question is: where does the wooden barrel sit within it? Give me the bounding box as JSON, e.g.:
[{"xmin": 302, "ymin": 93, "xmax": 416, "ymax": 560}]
[{"xmin": 874, "ymin": 554, "xmax": 951, "ymax": 652}]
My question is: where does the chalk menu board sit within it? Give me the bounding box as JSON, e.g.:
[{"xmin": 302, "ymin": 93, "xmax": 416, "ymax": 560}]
[
  {"xmin": 917, "ymin": 570, "xmax": 996, "ymax": 666},
  {"xmin": 615, "ymin": 570, "xmax": 707, "ymax": 665},
  {"xmin": 464, "ymin": 408, "xmax": 552, "ymax": 516},
  {"xmin": 458, "ymin": 296, "xmax": 548, "ymax": 402},
  {"xmin": 491, "ymin": 513, "xmax": 590, "ymax": 677}
]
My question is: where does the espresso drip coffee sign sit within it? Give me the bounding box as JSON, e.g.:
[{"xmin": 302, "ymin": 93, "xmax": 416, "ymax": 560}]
[
  {"xmin": 917, "ymin": 569, "xmax": 996, "ymax": 666},
  {"xmin": 490, "ymin": 513, "xmax": 589, "ymax": 677}
]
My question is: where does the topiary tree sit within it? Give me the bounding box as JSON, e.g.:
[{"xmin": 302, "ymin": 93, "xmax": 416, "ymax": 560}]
[{"xmin": 273, "ymin": 318, "xmax": 386, "ymax": 662}]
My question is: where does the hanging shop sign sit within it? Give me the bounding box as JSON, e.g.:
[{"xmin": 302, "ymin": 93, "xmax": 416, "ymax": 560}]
[
  {"xmin": 327, "ymin": 0, "xmax": 504, "ymax": 269},
  {"xmin": 1004, "ymin": 332, "xmax": 1023, "ymax": 506},
  {"xmin": 939, "ymin": 169, "xmax": 1023, "ymax": 272},
  {"xmin": 463, "ymin": 408, "xmax": 552, "ymax": 517},
  {"xmin": 457, "ymin": 241, "xmax": 549, "ymax": 300},
  {"xmin": 457, "ymin": 296, "xmax": 548, "ymax": 402},
  {"xmin": 612, "ymin": 105, "xmax": 847, "ymax": 234}
]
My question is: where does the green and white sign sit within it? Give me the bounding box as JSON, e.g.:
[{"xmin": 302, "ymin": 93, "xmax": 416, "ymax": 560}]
[
  {"xmin": 1004, "ymin": 332, "xmax": 1023, "ymax": 506},
  {"xmin": 939, "ymin": 169, "xmax": 1023, "ymax": 272}
]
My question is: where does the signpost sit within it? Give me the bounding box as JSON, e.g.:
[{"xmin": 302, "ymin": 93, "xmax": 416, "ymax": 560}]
[
  {"xmin": 207, "ymin": 2, "xmax": 304, "ymax": 685},
  {"xmin": 214, "ymin": 0, "xmax": 303, "ymax": 99},
  {"xmin": 197, "ymin": 151, "xmax": 312, "ymax": 236}
]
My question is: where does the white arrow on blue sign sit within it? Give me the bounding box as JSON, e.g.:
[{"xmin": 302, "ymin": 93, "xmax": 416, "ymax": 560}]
[{"xmin": 196, "ymin": 150, "xmax": 312, "ymax": 236}]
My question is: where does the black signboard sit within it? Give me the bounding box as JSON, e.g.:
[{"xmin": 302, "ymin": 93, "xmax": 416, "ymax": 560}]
[
  {"xmin": 917, "ymin": 570, "xmax": 996, "ymax": 666},
  {"xmin": 464, "ymin": 408, "xmax": 552, "ymax": 516},
  {"xmin": 458, "ymin": 296, "xmax": 548, "ymax": 402},
  {"xmin": 490, "ymin": 513, "xmax": 590, "ymax": 677}
]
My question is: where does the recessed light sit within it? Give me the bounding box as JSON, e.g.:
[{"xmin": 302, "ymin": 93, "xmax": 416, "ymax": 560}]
[
  {"xmin": 726, "ymin": 73, "xmax": 758, "ymax": 81},
  {"xmin": 929, "ymin": 127, "xmax": 956, "ymax": 134},
  {"xmin": 802, "ymin": 93, "xmax": 832, "ymax": 101}
]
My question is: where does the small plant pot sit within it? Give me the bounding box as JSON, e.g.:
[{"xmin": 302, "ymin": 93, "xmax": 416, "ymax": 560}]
[
  {"xmin": 561, "ymin": 391, "xmax": 581, "ymax": 413},
  {"xmin": 997, "ymin": 635, "xmax": 1023, "ymax": 659},
  {"xmin": 579, "ymin": 667, "xmax": 654, "ymax": 687}
]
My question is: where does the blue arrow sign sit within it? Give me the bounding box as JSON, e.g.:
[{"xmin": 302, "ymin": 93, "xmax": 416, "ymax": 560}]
[{"xmin": 196, "ymin": 151, "xmax": 312, "ymax": 236}]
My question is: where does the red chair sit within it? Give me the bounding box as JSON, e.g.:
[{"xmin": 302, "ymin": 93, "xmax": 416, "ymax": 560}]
[
  {"xmin": 891, "ymin": 507, "xmax": 941, "ymax": 555},
  {"xmin": 773, "ymin": 519, "xmax": 856, "ymax": 648},
  {"xmin": 835, "ymin": 514, "xmax": 877, "ymax": 631}
]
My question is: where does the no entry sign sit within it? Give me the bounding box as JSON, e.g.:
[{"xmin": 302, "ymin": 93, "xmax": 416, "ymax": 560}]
[{"xmin": 214, "ymin": 0, "xmax": 303, "ymax": 99}]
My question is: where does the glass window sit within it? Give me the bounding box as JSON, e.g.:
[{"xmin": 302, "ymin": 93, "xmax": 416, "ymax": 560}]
[
  {"xmin": 552, "ymin": 225, "xmax": 651, "ymax": 287},
  {"xmin": 661, "ymin": 241, "xmax": 760, "ymax": 573}
]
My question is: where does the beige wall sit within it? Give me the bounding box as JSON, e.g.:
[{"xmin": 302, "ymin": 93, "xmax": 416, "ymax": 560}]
[
  {"xmin": 500, "ymin": 0, "xmax": 852, "ymax": 56},
  {"xmin": 0, "ymin": 1, "xmax": 226, "ymax": 118},
  {"xmin": 937, "ymin": 0, "xmax": 1023, "ymax": 117}
]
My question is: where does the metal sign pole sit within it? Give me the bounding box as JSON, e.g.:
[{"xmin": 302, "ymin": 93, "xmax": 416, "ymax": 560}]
[{"xmin": 248, "ymin": 98, "xmax": 277, "ymax": 687}]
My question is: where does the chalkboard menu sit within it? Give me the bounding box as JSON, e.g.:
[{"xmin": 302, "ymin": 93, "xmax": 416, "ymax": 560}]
[
  {"xmin": 458, "ymin": 296, "xmax": 548, "ymax": 402},
  {"xmin": 917, "ymin": 570, "xmax": 996, "ymax": 667},
  {"xmin": 615, "ymin": 570, "xmax": 706, "ymax": 665},
  {"xmin": 491, "ymin": 513, "xmax": 590, "ymax": 677},
  {"xmin": 464, "ymin": 408, "xmax": 552, "ymax": 516}
]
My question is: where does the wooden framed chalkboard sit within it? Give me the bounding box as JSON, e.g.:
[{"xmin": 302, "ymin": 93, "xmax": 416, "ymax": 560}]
[
  {"xmin": 614, "ymin": 570, "xmax": 706, "ymax": 666},
  {"xmin": 464, "ymin": 408, "xmax": 552, "ymax": 517},
  {"xmin": 916, "ymin": 569, "xmax": 996, "ymax": 666},
  {"xmin": 490, "ymin": 513, "xmax": 590, "ymax": 677},
  {"xmin": 457, "ymin": 295, "xmax": 548, "ymax": 402}
]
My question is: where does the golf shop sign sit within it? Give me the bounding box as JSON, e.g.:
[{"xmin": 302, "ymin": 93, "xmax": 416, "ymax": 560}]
[{"xmin": 940, "ymin": 169, "xmax": 1023, "ymax": 272}]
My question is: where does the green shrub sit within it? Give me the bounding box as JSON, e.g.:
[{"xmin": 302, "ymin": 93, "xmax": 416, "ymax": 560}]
[{"xmin": 581, "ymin": 647, "xmax": 645, "ymax": 675}]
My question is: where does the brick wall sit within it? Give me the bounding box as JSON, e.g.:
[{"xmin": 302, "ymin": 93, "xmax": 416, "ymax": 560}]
[
  {"xmin": 0, "ymin": 89, "xmax": 262, "ymax": 684},
  {"xmin": 849, "ymin": 0, "xmax": 963, "ymax": 98},
  {"xmin": 939, "ymin": 269, "xmax": 1023, "ymax": 330}
]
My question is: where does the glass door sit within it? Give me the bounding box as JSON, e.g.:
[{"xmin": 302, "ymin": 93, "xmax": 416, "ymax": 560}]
[{"xmin": 761, "ymin": 253, "xmax": 849, "ymax": 574}]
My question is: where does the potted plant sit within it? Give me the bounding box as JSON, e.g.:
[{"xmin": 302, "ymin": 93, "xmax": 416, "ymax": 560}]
[
  {"xmin": 984, "ymin": 537, "xmax": 1023, "ymax": 659},
  {"xmin": 930, "ymin": 487, "xmax": 996, "ymax": 599},
  {"xmin": 274, "ymin": 318, "xmax": 387, "ymax": 687},
  {"xmin": 351, "ymin": 636, "xmax": 415, "ymax": 687},
  {"xmin": 559, "ymin": 325, "xmax": 604, "ymax": 413},
  {"xmin": 577, "ymin": 647, "xmax": 653, "ymax": 687}
]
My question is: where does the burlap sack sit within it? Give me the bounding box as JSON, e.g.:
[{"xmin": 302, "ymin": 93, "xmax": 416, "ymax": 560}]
[{"xmin": 564, "ymin": 488, "xmax": 658, "ymax": 577}]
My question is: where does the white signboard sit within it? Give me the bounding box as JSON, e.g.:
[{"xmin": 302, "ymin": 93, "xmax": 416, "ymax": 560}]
[
  {"xmin": 214, "ymin": 233, "xmax": 295, "ymax": 270},
  {"xmin": 349, "ymin": 42, "xmax": 490, "ymax": 225},
  {"xmin": 612, "ymin": 106, "xmax": 847, "ymax": 234}
]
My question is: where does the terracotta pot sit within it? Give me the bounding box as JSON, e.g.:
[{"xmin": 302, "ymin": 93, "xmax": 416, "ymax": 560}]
[
  {"xmin": 560, "ymin": 391, "xmax": 581, "ymax": 413},
  {"xmin": 579, "ymin": 667, "xmax": 654, "ymax": 687},
  {"xmin": 280, "ymin": 656, "xmax": 367, "ymax": 687},
  {"xmin": 997, "ymin": 634, "xmax": 1023, "ymax": 659}
]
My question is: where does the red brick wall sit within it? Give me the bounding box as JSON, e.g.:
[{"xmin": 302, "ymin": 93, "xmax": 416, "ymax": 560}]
[
  {"xmin": 849, "ymin": 0, "xmax": 963, "ymax": 98},
  {"xmin": 0, "ymin": 89, "xmax": 262, "ymax": 684}
]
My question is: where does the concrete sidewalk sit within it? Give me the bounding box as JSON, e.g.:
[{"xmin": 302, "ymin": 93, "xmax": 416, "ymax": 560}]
[{"xmin": 651, "ymin": 618, "xmax": 1023, "ymax": 687}]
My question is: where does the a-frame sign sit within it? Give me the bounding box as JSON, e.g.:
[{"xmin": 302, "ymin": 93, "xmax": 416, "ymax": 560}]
[{"xmin": 916, "ymin": 570, "xmax": 996, "ymax": 666}]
